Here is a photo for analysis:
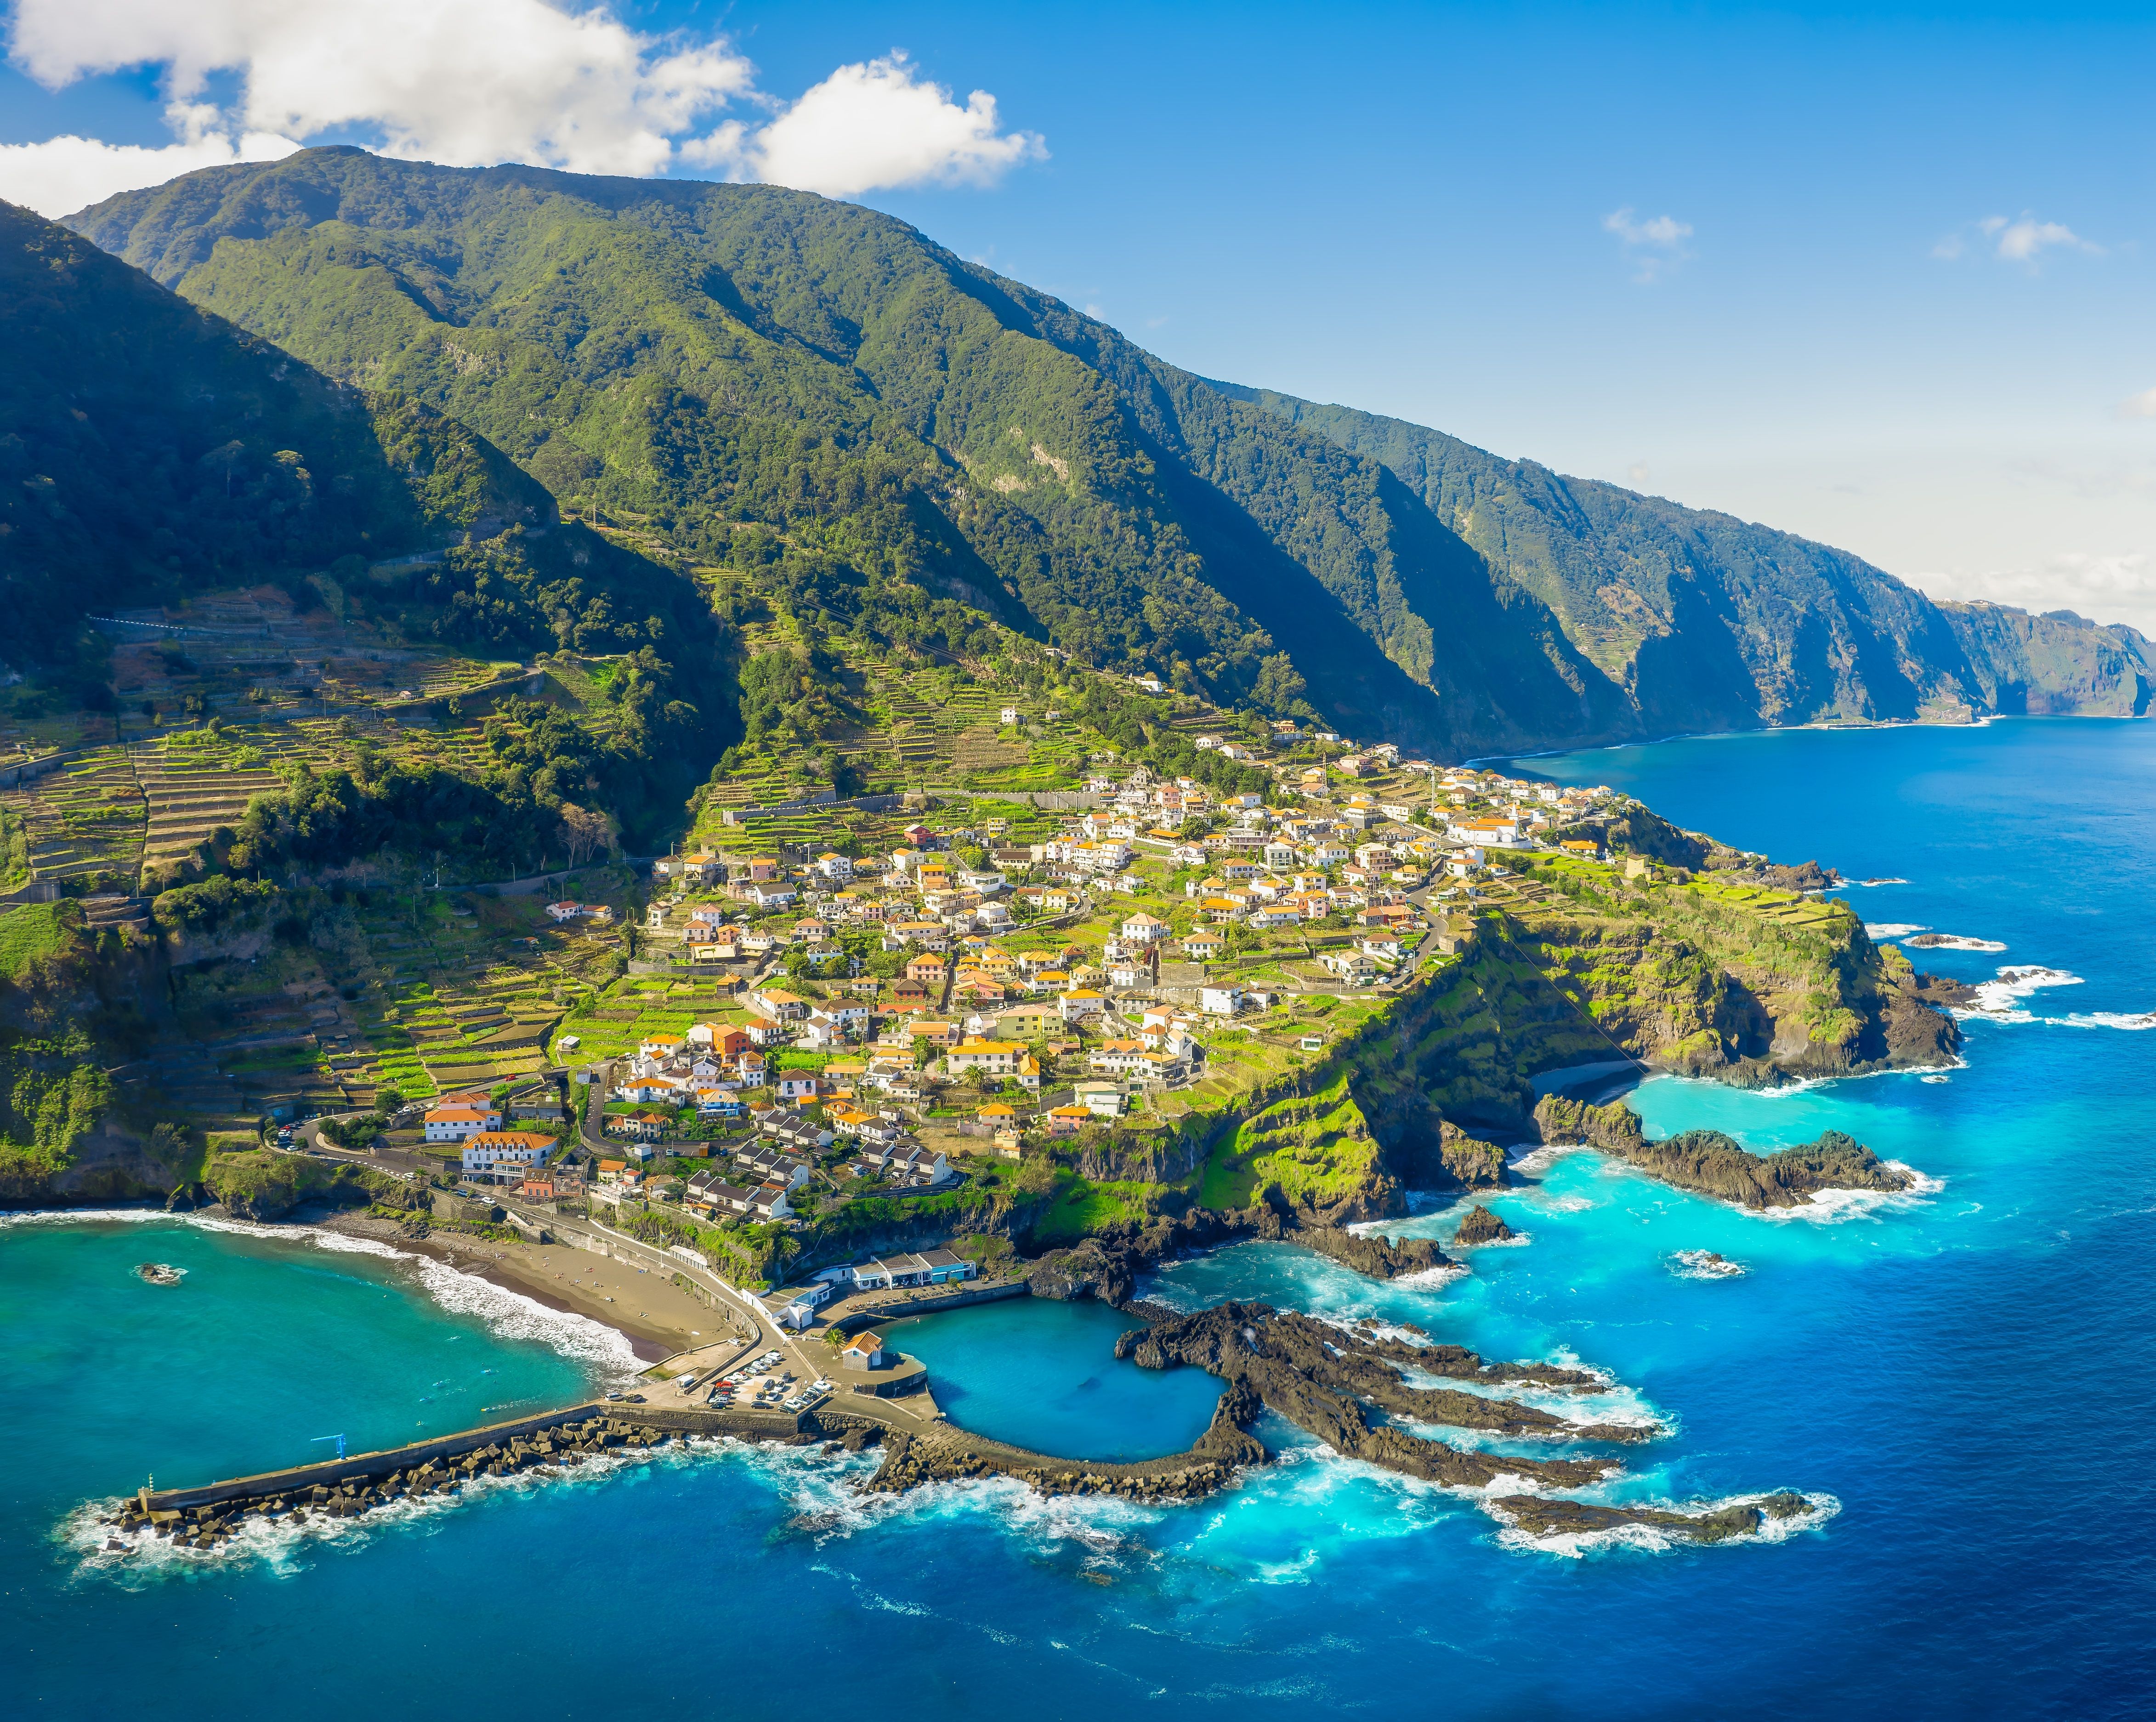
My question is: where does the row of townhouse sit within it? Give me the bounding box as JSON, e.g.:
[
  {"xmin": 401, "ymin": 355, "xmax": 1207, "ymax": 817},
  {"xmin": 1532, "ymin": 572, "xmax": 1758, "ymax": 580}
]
[
  {"xmin": 846, "ymin": 1139, "xmax": 947, "ymax": 1188},
  {"xmin": 682, "ymin": 1167, "xmax": 794, "ymax": 1221}
]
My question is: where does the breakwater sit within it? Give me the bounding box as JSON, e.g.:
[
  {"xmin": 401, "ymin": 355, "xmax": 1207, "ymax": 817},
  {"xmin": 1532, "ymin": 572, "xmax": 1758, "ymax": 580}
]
[{"xmin": 121, "ymin": 1401, "xmax": 806, "ymax": 1542}]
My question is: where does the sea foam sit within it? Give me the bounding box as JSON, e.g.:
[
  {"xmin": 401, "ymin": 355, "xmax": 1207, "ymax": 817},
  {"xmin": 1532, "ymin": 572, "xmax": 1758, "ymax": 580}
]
[{"xmin": 1956, "ymin": 965, "xmax": 2084, "ymax": 1023}]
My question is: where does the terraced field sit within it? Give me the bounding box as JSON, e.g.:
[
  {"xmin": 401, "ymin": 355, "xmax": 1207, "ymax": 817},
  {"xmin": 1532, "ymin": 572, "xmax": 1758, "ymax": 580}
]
[{"xmin": 0, "ymin": 749, "xmax": 145, "ymax": 887}]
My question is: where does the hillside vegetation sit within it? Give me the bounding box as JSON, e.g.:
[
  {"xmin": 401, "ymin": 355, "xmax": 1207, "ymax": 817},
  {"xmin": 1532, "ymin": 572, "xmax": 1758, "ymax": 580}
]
[
  {"xmin": 66, "ymin": 147, "xmax": 2153, "ymax": 758},
  {"xmin": 1219, "ymin": 383, "xmax": 2154, "ymax": 729}
]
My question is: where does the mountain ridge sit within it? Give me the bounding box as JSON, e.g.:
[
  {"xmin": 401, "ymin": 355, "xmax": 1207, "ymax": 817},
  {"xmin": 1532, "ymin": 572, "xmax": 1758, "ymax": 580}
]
[
  {"xmin": 53, "ymin": 147, "xmax": 2155, "ymax": 757},
  {"xmin": 1212, "ymin": 382, "xmax": 2152, "ymax": 729}
]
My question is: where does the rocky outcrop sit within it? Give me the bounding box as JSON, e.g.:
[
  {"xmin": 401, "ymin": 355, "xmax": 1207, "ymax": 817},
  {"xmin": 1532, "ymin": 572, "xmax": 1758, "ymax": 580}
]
[
  {"xmin": 1025, "ymin": 1206, "xmax": 1455, "ymax": 1300},
  {"xmin": 1452, "ymin": 1205, "xmax": 1515, "ymax": 1246},
  {"xmin": 1431, "ymin": 1121, "xmax": 1508, "ymax": 1189},
  {"xmin": 195, "ymin": 1147, "xmax": 393, "ymax": 1221},
  {"xmin": 1493, "ymin": 1490, "xmax": 1816, "ymax": 1545},
  {"xmin": 1026, "ymin": 1206, "xmax": 1266, "ymax": 1303},
  {"xmin": 1293, "ymin": 1224, "xmax": 1452, "ymax": 1279},
  {"xmin": 1118, "ymin": 1302, "xmax": 1651, "ymax": 1486},
  {"xmin": 1532, "ymin": 1095, "xmax": 1646, "ymax": 1155},
  {"xmin": 1879, "ymin": 972, "xmax": 1966, "ymax": 1066},
  {"xmin": 1908, "ymin": 971, "xmax": 1980, "ymax": 1010},
  {"xmin": 1534, "ymin": 1096, "xmax": 1914, "ymax": 1211}
]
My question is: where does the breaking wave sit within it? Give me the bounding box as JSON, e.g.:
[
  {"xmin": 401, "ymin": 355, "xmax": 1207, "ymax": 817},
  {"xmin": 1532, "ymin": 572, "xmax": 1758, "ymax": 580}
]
[
  {"xmin": 1955, "ymin": 966, "xmax": 2084, "ymax": 1023},
  {"xmin": 1668, "ymin": 1250, "xmax": 1748, "ymax": 1280}
]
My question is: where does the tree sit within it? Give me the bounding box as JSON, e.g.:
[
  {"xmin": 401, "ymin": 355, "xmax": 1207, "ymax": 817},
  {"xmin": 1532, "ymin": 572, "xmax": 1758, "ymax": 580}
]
[{"xmin": 559, "ymin": 801, "xmax": 614, "ymax": 869}]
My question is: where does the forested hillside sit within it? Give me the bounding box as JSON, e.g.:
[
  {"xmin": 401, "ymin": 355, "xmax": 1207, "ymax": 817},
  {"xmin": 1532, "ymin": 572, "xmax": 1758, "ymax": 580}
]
[
  {"xmin": 66, "ymin": 148, "xmax": 1628, "ymax": 758},
  {"xmin": 1219, "ymin": 385, "xmax": 2155, "ymax": 728},
  {"xmin": 45, "ymin": 145, "xmax": 2156, "ymax": 761},
  {"xmin": 0, "ymin": 199, "xmax": 734, "ymax": 848},
  {"xmin": 0, "ymin": 200, "xmax": 544, "ymax": 676}
]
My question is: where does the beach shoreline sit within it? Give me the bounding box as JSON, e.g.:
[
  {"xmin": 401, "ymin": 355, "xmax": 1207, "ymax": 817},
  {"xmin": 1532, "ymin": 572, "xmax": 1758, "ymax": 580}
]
[{"xmin": 313, "ymin": 1210, "xmax": 712, "ymax": 1363}]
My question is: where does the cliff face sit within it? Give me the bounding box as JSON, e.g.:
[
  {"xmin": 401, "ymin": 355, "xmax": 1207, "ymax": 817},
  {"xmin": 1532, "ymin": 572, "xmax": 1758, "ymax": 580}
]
[
  {"xmin": 1222, "ymin": 381, "xmax": 2154, "ymax": 734},
  {"xmin": 1495, "ymin": 863, "xmax": 1963, "ymax": 1087},
  {"xmin": 1144, "ymin": 867, "xmax": 1962, "ymax": 1231}
]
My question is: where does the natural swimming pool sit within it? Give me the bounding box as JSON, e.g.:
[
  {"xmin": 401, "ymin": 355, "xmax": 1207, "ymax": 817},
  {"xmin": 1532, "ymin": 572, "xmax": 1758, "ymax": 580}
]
[{"xmin": 881, "ymin": 1296, "xmax": 1225, "ymax": 1461}]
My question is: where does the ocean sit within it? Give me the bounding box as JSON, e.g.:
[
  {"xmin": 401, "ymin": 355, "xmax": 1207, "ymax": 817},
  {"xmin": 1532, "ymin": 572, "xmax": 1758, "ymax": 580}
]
[{"xmin": 5, "ymin": 716, "xmax": 2152, "ymax": 1719}]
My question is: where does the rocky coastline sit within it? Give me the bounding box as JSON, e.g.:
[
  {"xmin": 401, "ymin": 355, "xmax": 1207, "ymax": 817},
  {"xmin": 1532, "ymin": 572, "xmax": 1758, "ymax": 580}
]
[
  {"xmin": 1023, "ymin": 1202, "xmax": 1455, "ymax": 1305},
  {"xmin": 1111, "ymin": 1301, "xmax": 1650, "ymax": 1490},
  {"xmin": 1533, "ymin": 1095, "xmax": 1916, "ymax": 1211}
]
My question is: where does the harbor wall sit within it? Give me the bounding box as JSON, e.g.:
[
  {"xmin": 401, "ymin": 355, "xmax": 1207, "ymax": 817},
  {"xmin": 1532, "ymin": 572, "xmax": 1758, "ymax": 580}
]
[{"xmin": 142, "ymin": 1402, "xmax": 803, "ymax": 1513}]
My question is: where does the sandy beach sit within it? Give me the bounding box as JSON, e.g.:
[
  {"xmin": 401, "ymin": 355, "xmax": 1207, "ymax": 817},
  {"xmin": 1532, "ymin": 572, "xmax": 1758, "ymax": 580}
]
[{"xmin": 318, "ymin": 1211, "xmax": 726, "ymax": 1362}]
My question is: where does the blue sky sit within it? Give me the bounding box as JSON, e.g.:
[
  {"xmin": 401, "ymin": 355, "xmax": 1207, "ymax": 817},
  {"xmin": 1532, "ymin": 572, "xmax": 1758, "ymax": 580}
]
[{"xmin": 5, "ymin": 0, "xmax": 2154, "ymax": 630}]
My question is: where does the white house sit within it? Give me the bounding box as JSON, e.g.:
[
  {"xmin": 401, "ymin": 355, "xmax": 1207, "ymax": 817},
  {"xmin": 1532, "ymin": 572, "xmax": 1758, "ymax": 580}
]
[
  {"xmin": 1199, "ymin": 984, "xmax": 1246, "ymax": 1017},
  {"xmin": 424, "ymin": 1104, "xmax": 500, "ymax": 1142},
  {"xmin": 460, "ymin": 1131, "xmax": 555, "ymax": 1176}
]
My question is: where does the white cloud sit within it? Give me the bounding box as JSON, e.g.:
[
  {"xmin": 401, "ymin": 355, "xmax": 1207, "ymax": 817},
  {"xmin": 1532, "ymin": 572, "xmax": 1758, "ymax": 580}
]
[
  {"xmin": 1982, "ymin": 213, "xmax": 2101, "ymax": 261},
  {"xmin": 1930, "ymin": 549, "xmax": 2155, "ymax": 633},
  {"xmin": 0, "ymin": 0, "xmax": 1043, "ymax": 215},
  {"xmin": 706, "ymin": 54, "xmax": 1043, "ymax": 196},
  {"xmin": 0, "ymin": 100, "xmax": 298, "ymax": 216},
  {"xmin": 1602, "ymin": 206, "xmax": 1692, "ymax": 282},
  {"xmin": 1935, "ymin": 212, "xmax": 2103, "ymax": 266},
  {"xmin": 2117, "ymin": 386, "xmax": 2156, "ymax": 421},
  {"xmin": 1626, "ymin": 461, "xmax": 1650, "ymax": 486}
]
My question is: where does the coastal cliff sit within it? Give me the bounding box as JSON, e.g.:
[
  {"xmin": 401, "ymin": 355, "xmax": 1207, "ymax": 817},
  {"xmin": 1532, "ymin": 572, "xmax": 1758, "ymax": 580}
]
[{"xmin": 1168, "ymin": 867, "xmax": 1959, "ymax": 1236}]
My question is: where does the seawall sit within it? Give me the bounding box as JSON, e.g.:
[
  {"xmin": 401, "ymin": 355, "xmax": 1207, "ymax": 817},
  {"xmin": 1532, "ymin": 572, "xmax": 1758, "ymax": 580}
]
[{"xmin": 140, "ymin": 1402, "xmax": 804, "ymax": 1514}]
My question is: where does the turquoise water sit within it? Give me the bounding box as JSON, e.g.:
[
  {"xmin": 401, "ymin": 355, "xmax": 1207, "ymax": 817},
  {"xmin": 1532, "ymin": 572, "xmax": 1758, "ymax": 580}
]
[
  {"xmin": 886, "ymin": 1297, "xmax": 1225, "ymax": 1461},
  {"xmin": 5, "ymin": 717, "xmax": 2154, "ymax": 1718}
]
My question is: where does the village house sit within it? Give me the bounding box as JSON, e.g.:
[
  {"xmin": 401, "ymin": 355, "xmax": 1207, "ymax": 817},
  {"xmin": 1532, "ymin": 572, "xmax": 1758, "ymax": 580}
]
[
  {"xmin": 604, "ymin": 1110, "xmax": 669, "ymax": 1143},
  {"xmin": 1059, "ymin": 988, "xmax": 1106, "ymax": 1023},
  {"xmin": 460, "ymin": 1131, "xmax": 556, "ymax": 1179},
  {"xmin": 423, "ymin": 1103, "xmax": 500, "ymax": 1142},
  {"xmin": 947, "ymin": 1037, "xmax": 1023, "ymax": 1077}
]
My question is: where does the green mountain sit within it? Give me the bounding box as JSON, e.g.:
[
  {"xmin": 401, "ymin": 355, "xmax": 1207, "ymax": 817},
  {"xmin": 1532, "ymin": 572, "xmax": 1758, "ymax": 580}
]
[
  {"xmin": 0, "ymin": 198, "xmax": 546, "ymax": 672},
  {"xmin": 0, "ymin": 196, "xmax": 733, "ymax": 845},
  {"xmin": 64, "ymin": 147, "xmax": 1633, "ymax": 758},
  {"xmin": 1215, "ymin": 385, "xmax": 2154, "ymax": 729},
  {"xmin": 57, "ymin": 146, "xmax": 2153, "ymax": 758}
]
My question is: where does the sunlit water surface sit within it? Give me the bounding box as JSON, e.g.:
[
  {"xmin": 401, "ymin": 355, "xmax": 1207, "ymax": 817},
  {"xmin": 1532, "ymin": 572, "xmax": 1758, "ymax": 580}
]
[{"xmin": 5, "ymin": 718, "xmax": 2153, "ymax": 1718}]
